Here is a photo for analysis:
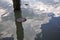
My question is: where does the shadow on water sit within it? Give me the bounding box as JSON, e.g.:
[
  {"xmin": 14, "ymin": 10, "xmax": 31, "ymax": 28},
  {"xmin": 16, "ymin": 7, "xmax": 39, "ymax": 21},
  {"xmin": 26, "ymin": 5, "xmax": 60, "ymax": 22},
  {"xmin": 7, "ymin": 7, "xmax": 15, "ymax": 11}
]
[
  {"xmin": 35, "ymin": 13, "xmax": 60, "ymax": 40},
  {"xmin": 0, "ymin": 37, "xmax": 14, "ymax": 40}
]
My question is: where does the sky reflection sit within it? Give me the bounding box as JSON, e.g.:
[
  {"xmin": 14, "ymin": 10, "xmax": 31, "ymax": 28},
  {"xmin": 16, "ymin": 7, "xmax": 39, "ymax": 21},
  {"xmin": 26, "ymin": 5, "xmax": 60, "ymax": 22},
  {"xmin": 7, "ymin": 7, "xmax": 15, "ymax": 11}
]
[{"xmin": 0, "ymin": 0, "xmax": 60, "ymax": 40}]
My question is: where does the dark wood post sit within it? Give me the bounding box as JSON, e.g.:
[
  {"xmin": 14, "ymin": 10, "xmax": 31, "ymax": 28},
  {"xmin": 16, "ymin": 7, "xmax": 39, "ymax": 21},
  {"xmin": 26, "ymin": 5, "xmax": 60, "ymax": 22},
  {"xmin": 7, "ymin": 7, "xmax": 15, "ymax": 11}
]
[{"xmin": 12, "ymin": 0, "xmax": 24, "ymax": 40}]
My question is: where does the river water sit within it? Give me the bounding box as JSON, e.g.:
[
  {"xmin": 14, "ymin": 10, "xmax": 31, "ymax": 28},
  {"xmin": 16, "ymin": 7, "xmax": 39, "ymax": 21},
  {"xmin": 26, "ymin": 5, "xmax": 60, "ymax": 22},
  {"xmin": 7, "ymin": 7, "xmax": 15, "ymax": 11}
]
[{"xmin": 0, "ymin": 0, "xmax": 60, "ymax": 40}]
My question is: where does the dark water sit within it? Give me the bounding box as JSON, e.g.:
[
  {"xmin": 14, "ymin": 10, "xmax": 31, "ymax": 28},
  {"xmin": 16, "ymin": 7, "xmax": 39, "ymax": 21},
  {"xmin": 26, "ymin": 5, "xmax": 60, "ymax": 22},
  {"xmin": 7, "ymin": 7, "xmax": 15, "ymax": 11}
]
[{"xmin": 35, "ymin": 15, "xmax": 60, "ymax": 40}]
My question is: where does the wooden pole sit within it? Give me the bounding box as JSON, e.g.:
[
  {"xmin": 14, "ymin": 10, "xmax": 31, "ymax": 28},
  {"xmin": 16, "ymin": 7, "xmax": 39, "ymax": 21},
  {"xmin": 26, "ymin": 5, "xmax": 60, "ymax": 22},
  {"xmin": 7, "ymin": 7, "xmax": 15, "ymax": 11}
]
[{"xmin": 12, "ymin": 0, "xmax": 24, "ymax": 40}]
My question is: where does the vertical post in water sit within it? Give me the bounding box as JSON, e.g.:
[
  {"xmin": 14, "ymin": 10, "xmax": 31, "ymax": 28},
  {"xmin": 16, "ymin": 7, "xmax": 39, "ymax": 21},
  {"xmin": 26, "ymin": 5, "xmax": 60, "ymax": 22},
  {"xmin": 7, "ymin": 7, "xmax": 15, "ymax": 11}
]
[{"xmin": 12, "ymin": 0, "xmax": 24, "ymax": 40}]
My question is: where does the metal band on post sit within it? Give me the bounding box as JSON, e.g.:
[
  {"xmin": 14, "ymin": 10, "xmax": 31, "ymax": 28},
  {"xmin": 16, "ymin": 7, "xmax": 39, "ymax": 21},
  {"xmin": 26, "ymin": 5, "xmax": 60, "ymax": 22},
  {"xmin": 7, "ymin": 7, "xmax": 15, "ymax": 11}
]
[{"xmin": 17, "ymin": 18, "xmax": 27, "ymax": 22}]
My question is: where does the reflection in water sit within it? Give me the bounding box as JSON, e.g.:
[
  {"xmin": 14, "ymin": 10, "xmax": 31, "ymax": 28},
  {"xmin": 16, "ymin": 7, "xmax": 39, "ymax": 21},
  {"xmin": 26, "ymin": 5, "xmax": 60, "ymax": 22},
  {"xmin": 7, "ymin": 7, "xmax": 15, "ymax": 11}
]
[
  {"xmin": 1, "ymin": 12, "xmax": 14, "ymax": 22},
  {"xmin": 0, "ymin": 0, "xmax": 16, "ymax": 40},
  {"xmin": 35, "ymin": 14, "xmax": 60, "ymax": 40},
  {"xmin": 0, "ymin": 0, "xmax": 60, "ymax": 40}
]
